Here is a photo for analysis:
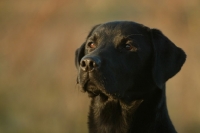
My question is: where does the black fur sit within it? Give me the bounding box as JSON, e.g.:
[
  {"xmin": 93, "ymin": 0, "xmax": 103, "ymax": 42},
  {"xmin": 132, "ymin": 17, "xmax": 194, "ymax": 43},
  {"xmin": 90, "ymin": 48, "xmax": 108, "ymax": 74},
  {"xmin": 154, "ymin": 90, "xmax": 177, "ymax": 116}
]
[{"xmin": 75, "ymin": 21, "xmax": 186, "ymax": 133}]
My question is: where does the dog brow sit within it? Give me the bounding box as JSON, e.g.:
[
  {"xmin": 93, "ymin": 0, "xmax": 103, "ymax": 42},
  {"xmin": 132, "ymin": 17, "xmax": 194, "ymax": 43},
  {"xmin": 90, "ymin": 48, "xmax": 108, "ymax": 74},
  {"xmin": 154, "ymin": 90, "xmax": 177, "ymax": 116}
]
[
  {"xmin": 125, "ymin": 34, "xmax": 143, "ymax": 38},
  {"xmin": 87, "ymin": 33, "xmax": 98, "ymax": 40}
]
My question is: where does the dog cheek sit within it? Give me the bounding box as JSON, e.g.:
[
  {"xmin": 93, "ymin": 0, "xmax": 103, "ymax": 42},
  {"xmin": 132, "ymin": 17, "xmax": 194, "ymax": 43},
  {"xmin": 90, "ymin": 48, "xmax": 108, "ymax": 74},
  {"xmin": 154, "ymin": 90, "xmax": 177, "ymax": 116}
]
[{"xmin": 109, "ymin": 74, "xmax": 133, "ymax": 96}]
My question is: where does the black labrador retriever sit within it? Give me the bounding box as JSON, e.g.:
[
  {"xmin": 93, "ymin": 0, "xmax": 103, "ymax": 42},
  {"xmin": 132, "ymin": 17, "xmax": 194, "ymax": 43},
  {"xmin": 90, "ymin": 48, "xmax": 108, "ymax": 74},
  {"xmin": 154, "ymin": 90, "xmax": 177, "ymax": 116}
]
[{"xmin": 75, "ymin": 21, "xmax": 186, "ymax": 133}]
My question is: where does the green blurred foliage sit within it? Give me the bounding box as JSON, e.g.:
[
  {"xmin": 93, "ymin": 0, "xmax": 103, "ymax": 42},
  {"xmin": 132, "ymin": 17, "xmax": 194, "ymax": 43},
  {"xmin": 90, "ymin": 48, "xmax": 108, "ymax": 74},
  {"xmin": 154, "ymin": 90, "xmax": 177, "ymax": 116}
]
[{"xmin": 0, "ymin": 0, "xmax": 200, "ymax": 132}]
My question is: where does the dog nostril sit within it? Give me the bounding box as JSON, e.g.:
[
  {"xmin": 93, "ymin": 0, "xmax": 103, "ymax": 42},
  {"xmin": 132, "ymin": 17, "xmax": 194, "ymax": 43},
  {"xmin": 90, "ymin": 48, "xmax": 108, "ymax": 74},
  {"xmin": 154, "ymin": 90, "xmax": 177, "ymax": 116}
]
[
  {"xmin": 89, "ymin": 61, "xmax": 96, "ymax": 68},
  {"xmin": 80, "ymin": 57, "xmax": 101, "ymax": 72},
  {"xmin": 80, "ymin": 60, "xmax": 88, "ymax": 71},
  {"xmin": 81, "ymin": 60, "xmax": 86, "ymax": 67}
]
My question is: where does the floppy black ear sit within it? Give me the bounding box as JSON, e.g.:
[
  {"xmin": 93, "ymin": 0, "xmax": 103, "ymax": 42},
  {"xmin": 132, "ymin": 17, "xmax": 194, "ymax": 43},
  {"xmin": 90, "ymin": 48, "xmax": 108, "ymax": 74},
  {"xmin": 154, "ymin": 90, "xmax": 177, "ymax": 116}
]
[
  {"xmin": 151, "ymin": 29, "xmax": 186, "ymax": 89},
  {"xmin": 75, "ymin": 24, "xmax": 101, "ymax": 68},
  {"xmin": 75, "ymin": 43, "xmax": 85, "ymax": 69}
]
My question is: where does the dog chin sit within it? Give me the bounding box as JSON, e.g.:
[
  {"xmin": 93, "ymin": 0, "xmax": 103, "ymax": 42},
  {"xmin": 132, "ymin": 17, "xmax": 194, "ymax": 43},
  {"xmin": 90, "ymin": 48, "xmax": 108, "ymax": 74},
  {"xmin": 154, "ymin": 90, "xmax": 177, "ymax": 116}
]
[{"xmin": 81, "ymin": 80, "xmax": 109, "ymax": 101}]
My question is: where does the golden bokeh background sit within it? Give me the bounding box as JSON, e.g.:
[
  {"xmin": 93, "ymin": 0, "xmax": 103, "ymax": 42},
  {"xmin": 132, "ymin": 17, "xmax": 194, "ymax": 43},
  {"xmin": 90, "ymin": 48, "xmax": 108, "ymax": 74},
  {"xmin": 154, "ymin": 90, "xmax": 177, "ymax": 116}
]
[{"xmin": 0, "ymin": 0, "xmax": 200, "ymax": 132}]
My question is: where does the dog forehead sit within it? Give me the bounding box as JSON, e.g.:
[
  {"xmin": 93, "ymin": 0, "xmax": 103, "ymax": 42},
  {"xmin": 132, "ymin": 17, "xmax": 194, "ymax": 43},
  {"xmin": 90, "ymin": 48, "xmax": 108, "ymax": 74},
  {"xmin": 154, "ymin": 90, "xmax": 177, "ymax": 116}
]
[
  {"xmin": 89, "ymin": 21, "xmax": 149, "ymax": 42},
  {"xmin": 96, "ymin": 21, "xmax": 145, "ymax": 35}
]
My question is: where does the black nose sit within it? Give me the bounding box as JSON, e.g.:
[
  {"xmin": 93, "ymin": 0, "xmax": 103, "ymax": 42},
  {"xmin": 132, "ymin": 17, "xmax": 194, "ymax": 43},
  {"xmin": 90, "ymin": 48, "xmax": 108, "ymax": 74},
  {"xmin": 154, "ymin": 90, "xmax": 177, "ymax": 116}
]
[{"xmin": 80, "ymin": 57, "xmax": 101, "ymax": 72}]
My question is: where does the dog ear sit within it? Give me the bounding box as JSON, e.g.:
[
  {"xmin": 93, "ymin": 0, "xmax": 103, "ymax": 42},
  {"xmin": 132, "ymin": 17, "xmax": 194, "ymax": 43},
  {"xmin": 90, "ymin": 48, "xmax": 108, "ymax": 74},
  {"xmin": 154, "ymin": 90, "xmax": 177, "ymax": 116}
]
[
  {"xmin": 75, "ymin": 43, "xmax": 85, "ymax": 68},
  {"xmin": 151, "ymin": 29, "xmax": 186, "ymax": 89},
  {"xmin": 75, "ymin": 24, "xmax": 101, "ymax": 68}
]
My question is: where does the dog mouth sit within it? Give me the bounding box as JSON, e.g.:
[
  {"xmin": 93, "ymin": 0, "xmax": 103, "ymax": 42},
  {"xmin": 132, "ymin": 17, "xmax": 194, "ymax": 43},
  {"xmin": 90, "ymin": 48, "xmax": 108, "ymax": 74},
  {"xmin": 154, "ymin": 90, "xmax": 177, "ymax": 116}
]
[
  {"xmin": 81, "ymin": 79, "xmax": 145, "ymax": 104},
  {"xmin": 82, "ymin": 80, "xmax": 109, "ymax": 101}
]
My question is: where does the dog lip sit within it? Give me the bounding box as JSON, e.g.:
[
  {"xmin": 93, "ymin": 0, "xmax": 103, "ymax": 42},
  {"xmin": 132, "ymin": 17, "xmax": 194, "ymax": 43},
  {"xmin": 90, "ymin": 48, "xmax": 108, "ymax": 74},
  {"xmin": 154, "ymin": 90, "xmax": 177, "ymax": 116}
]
[
  {"xmin": 87, "ymin": 90, "xmax": 100, "ymax": 98},
  {"xmin": 83, "ymin": 80, "xmax": 106, "ymax": 98},
  {"xmin": 81, "ymin": 79, "xmax": 90, "ymax": 92},
  {"xmin": 80, "ymin": 77, "xmax": 117, "ymax": 100},
  {"xmin": 85, "ymin": 81, "xmax": 100, "ymax": 94}
]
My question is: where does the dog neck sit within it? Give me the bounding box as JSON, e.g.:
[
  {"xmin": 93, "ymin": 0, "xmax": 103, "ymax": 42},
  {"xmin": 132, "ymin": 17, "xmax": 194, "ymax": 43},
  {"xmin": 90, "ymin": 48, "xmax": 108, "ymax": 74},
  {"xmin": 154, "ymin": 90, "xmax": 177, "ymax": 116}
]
[
  {"xmin": 88, "ymin": 88, "xmax": 176, "ymax": 133},
  {"xmin": 88, "ymin": 95, "xmax": 143, "ymax": 133}
]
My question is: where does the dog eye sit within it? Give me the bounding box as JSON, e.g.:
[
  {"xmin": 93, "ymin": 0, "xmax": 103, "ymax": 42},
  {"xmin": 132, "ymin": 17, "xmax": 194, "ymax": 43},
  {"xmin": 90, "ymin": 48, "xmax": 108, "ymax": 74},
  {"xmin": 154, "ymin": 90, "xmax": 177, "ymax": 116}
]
[
  {"xmin": 125, "ymin": 44, "xmax": 132, "ymax": 50},
  {"xmin": 123, "ymin": 43, "xmax": 138, "ymax": 51},
  {"xmin": 88, "ymin": 42, "xmax": 96, "ymax": 49},
  {"xmin": 124, "ymin": 44, "xmax": 137, "ymax": 51}
]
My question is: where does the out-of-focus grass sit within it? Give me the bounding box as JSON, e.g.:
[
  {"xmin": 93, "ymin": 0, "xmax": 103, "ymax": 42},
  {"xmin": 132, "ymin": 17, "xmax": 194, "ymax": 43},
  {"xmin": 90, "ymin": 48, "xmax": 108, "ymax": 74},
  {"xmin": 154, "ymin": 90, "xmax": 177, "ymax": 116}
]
[{"xmin": 0, "ymin": 0, "xmax": 200, "ymax": 132}]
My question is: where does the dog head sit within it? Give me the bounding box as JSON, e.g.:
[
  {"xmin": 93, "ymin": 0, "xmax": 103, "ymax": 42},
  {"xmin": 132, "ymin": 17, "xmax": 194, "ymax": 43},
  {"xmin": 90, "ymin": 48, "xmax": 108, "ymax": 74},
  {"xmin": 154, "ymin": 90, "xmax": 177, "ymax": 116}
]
[{"xmin": 75, "ymin": 21, "xmax": 186, "ymax": 103}]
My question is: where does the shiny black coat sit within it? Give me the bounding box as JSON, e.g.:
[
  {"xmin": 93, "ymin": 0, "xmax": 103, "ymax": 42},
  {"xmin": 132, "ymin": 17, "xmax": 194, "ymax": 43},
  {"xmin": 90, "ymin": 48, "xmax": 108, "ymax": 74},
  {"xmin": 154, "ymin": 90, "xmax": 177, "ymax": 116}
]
[{"xmin": 75, "ymin": 21, "xmax": 186, "ymax": 133}]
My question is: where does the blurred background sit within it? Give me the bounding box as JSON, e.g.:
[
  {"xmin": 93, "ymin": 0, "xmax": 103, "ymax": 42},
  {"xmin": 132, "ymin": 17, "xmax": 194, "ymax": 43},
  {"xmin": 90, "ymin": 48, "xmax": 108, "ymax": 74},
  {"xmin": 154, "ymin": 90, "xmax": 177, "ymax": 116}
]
[{"xmin": 0, "ymin": 0, "xmax": 200, "ymax": 133}]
